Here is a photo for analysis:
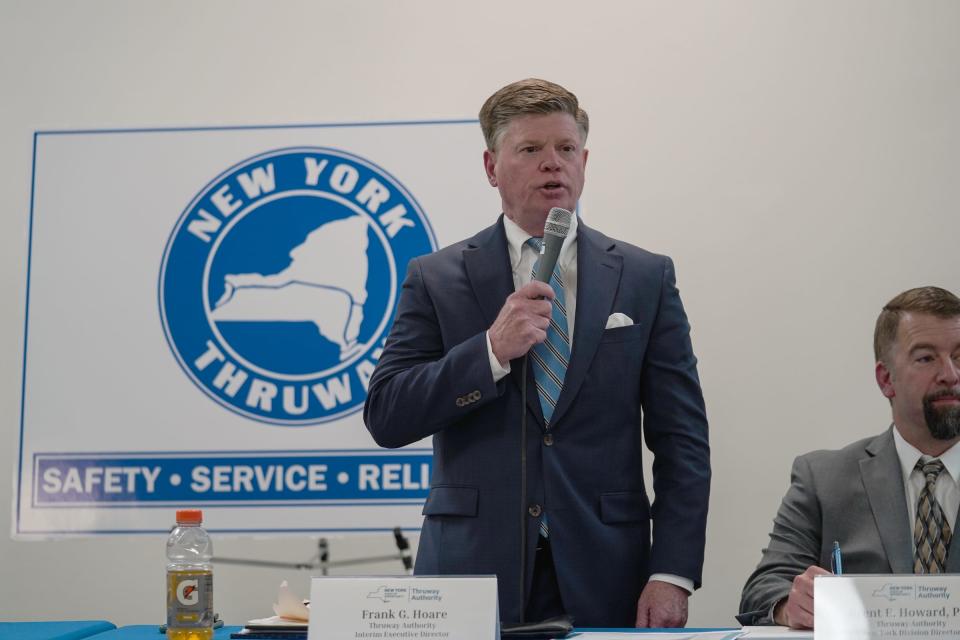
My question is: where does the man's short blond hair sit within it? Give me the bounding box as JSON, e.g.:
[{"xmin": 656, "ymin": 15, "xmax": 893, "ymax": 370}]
[
  {"xmin": 874, "ymin": 286, "xmax": 960, "ymax": 362},
  {"xmin": 479, "ymin": 78, "xmax": 589, "ymax": 151}
]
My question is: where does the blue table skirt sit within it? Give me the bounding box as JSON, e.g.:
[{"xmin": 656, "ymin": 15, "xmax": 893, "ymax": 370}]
[{"xmin": 0, "ymin": 621, "xmax": 116, "ymax": 640}]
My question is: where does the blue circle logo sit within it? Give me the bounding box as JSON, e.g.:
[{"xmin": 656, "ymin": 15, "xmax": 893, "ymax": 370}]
[{"xmin": 159, "ymin": 147, "xmax": 436, "ymax": 425}]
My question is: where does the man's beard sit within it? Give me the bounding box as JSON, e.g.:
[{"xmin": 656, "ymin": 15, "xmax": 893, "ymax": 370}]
[{"xmin": 924, "ymin": 388, "xmax": 960, "ymax": 440}]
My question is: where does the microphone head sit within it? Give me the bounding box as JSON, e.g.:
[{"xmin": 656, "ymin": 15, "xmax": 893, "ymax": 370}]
[{"xmin": 544, "ymin": 207, "xmax": 572, "ymax": 240}]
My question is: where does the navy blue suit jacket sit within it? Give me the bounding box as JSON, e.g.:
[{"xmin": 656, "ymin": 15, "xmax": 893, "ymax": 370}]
[{"xmin": 364, "ymin": 217, "xmax": 710, "ymax": 627}]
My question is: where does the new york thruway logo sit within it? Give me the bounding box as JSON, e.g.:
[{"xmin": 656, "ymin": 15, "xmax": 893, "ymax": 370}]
[{"xmin": 159, "ymin": 147, "xmax": 436, "ymax": 425}]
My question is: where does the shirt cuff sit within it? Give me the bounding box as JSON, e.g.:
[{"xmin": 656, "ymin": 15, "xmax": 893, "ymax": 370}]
[
  {"xmin": 648, "ymin": 574, "xmax": 694, "ymax": 594},
  {"xmin": 770, "ymin": 598, "xmax": 786, "ymax": 626},
  {"xmin": 486, "ymin": 331, "xmax": 511, "ymax": 381}
]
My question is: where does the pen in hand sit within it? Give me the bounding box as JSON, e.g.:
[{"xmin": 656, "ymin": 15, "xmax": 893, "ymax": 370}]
[{"xmin": 831, "ymin": 540, "xmax": 843, "ymax": 575}]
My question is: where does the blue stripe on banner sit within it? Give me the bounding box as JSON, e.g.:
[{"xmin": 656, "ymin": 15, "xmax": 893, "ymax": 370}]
[{"xmin": 32, "ymin": 452, "xmax": 432, "ymax": 504}]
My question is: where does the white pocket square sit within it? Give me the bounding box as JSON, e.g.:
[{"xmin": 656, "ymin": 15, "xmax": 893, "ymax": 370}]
[{"xmin": 605, "ymin": 312, "xmax": 634, "ymax": 329}]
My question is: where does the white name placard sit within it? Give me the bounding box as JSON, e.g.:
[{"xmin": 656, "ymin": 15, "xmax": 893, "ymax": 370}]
[
  {"xmin": 815, "ymin": 574, "xmax": 960, "ymax": 639},
  {"xmin": 308, "ymin": 575, "xmax": 498, "ymax": 640}
]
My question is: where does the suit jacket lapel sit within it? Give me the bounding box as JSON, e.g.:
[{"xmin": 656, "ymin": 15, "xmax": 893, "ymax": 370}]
[
  {"xmin": 947, "ymin": 511, "xmax": 960, "ymax": 572},
  {"xmin": 548, "ymin": 222, "xmax": 622, "ymax": 429},
  {"xmin": 462, "ymin": 216, "xmax": 544, "ymax": 425},
  {"xmin": 463, "ymin": 218, "xmax": 513, "ymax": 328},
  {"xmin": 861, "ymin": 428, "xmax": 914, "ymax": 573}
]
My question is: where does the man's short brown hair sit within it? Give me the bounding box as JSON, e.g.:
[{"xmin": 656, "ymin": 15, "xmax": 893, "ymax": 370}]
[
  {"xmin": 874, "ymin": 286, "xmax": 960, "ymax": 362},
  {"xmin": 479, "ymin": 78, "xmax": 589, "ymax": 151}
]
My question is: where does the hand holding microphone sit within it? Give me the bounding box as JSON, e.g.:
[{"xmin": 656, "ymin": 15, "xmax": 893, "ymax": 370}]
[
  {"xmin": 489, "ymin": 282, "xmax": 555, "ymax": 366},
  {"xmin": 489, "ymin": 208, "xmax": 572, "ymax": 366}
]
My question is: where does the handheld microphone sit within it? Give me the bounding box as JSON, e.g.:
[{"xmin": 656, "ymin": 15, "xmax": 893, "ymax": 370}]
[{"xmin": 533, "ymin": 207, "xmax": 572, "ymax": 283}]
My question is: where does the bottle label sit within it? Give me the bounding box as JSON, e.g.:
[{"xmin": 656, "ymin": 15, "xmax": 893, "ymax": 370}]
[{"xmin": 167, "ymin": 569, "xmax": 213, "ymax": 629}]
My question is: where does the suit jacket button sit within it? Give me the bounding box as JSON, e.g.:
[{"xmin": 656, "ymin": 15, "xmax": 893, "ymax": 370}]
[
  {"xmin": 543, "ymin": 433, "xmax": 554, "ymax": 446},
  {"xmin": 528, "ymin": 504, "xmax": 542, "ymax": 518}
]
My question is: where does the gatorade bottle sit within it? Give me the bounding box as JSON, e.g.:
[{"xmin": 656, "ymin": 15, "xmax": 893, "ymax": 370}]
[{"xmin": 166, "ymin": 509, "xmax": 214, "ymax": 640}]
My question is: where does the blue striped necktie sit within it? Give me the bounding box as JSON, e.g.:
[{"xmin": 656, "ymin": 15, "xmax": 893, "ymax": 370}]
[
  {"xmin": 527, "ymin": 237, "xmax": 571, "ymax": 427},
  {"xmin": 527, "ymin": 237, "xmax": 570, "ymax": 539}
]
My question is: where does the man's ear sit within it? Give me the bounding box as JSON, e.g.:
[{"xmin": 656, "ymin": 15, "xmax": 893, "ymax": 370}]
[
  {"xmin": 876, "ymin": 360, "xmax": 895, "ymax": 399},
  {"xmin": 483, "ymin": 149, "xmax": 497, "ymax": 187}
]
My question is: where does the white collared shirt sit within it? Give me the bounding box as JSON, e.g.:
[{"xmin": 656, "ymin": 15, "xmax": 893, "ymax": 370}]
[{"xmin": 893, "ymin": 426, "xmax": 960, "ymax": 541}]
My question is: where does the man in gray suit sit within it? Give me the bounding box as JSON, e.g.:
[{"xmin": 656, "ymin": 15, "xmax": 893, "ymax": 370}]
[{"xmin": 739, "ymin": 286, "xmax": 960, "ymax": 629}]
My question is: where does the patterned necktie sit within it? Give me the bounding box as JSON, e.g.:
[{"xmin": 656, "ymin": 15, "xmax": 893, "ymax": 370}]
[
  {"xmin": 527, "ymin": 237, "xmax": 570, "ymax": 540},
  {"xmin": 527, "ymin": 237, "xmax": 571, "ymax": 429},
  {"xmin": 914, "ymin": 459, "xmax": 953, "ymax": 574}
]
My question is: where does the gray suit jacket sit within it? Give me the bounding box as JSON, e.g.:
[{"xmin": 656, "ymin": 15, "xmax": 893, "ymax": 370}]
[{"xmin": 738, "ymin": 427, "xmax": 960, "ymax": 625}]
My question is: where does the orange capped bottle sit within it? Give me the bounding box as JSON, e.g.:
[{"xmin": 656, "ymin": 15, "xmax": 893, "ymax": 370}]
[{"xmin": 166, "ymin": 509, "xmax": 213, "ymax": 640}]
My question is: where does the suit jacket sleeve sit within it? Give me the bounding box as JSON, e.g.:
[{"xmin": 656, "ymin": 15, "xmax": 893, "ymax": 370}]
[
  {"xmin": 364, "ymin": 257, "xmax": 501, "ymax": 448},
  {"xmin": 738, "ymin": 454, "xmax": 823, "ymax": 624},
  {"xmin": 640, "ymin": 257, "xmax": 711, "ymax": 587}
]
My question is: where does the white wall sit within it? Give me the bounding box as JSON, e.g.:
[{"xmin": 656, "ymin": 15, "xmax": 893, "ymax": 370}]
[{"xmin": 2, "ymin": 0, "xmax": 958, "ymax": 628}]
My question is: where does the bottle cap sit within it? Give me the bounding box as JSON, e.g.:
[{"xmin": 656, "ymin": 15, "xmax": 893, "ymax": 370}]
[{"xmin": 176, "ymin": 509, "xmax": 203, "ymax": 525}]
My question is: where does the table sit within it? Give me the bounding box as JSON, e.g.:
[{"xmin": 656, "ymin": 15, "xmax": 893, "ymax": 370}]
[
  {"xmin": 0, "ymin": 621, "xmax": 116, "ymax": 640},
  {"xmin": 2, "ymin": 623, "xmax": 741, "ymax": 639},
  {"xmin": 92, "ymin": 627, "xmax": 739, "ymax": 638},
  {"xmin": 87, "ymin": 626, "xmax": 240, "ymax": 638}
]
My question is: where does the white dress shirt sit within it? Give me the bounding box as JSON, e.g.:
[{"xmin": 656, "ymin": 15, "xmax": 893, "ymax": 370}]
[
  {"xmin": 893, "ymin": 426, "xmax": 960, "ymax": 543},
  {"xmin": 483, "ymin": 214, "xmax": 693, "ymax": 595}
]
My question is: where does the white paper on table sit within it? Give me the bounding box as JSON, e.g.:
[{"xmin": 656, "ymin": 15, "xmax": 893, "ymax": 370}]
[{"xmin": 245, "ymin": 615, "xmax": 308, "ymax": 628}]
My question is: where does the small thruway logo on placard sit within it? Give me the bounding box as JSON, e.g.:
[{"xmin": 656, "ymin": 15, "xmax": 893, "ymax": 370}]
[{"xmin": 159, "ymin": 147, "xmax": 436, "ymax": 426}]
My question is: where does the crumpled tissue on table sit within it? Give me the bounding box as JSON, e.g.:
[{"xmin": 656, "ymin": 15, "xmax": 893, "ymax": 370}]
[{"xmin": 272, "ymin": 580, "xmax": 310, "ymax": 621}]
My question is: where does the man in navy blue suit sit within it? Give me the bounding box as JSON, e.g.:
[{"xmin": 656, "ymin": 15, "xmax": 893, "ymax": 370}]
[{"xmin": 364, "ymin": 78, "xmax": 710, "ymax": 628}]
